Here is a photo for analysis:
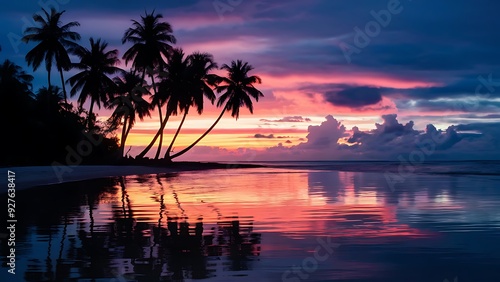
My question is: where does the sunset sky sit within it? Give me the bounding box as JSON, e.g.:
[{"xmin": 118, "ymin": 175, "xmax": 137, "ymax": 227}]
[{"xmin": 2, "ymin": 0, "xmax": 500, "ymax": 161}]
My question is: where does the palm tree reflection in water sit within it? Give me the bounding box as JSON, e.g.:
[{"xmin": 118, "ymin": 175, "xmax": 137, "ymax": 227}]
[{"xmin": 23, "ymin": 176, "xmax": 262, "ymax": 281}]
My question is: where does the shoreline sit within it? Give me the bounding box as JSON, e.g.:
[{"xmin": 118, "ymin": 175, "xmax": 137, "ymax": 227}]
[
  {"xmin": 6, "ymin": 160, "xmax": 498, "ymax": 192},
  {"xmin": 2, "ymin": 162, "xmax": 263, "ymax": 191}
]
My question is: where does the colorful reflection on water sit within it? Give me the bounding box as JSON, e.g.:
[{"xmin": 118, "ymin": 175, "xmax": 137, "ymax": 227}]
[{"xmin": 1, "ymin": 168, "xmax": 500, "ymax": 281}]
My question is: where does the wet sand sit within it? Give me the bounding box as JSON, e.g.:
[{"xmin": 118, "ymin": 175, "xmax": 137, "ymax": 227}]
[{"xmin": 3, "ymin": 162, "xmax": 261, "ymax": 191}]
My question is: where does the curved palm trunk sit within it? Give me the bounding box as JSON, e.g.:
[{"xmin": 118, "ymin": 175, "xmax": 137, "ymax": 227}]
[
  {"xmin": 123, "ymin": 122, "xmax": 133, "ymax": 159},
  {"xmin": 48, "ymin": 68, "xmax": 51, "ymax": 90},
  {"xmin": 87, "ymin": 99, "xmax": 95, "ymax": 130},
  {"xmin": 146, "ymin": 72, "xmax": 165, "ymax": 160},
  {"xmin": 136, "ymin": 113, "xmax": 170, "ymax": 159},
  {"xmin": 124, "ymin": 118, "xmax": 133, "ymax": 142},
  {"xmin": 170, "ymin": 105, "xmax": 226, "ymax": 160},
  {"xmin": 165, "ymin": 108, "xmax": 189, "ymax": 159},
  {"xmin": 58, "ymin": 68, "xmax": 68, "ymax": 104},
  {"xmin": 137, "ymin": 70, "xmax": 167, "ymax": 159},
  {"xmin": 154, "ymin": 103, "xmax": 164, "ymax": 159},
  {"xmin": 119, "ymin": 115, "xmax": 129, "ymax": 157}
]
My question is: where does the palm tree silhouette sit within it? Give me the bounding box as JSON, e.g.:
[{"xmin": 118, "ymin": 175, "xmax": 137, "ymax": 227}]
[
  {"xmin": 109, "ymin": 72, "xmax": 151, "ymax": 157},
  {"xmin": 134, "ymin": 48, "xmax": 187, "ymax": 159},
  {"xmin": 144, "ymin": 48, "xmax": 188, "ymax": 159},
  {"xmin": 164, "ymin": 51, "xmax": 218, "ymax": 159},
  {"xmin": 22, "ymin": 8, "xmax": 80, "ymax": 104},
  {"xmin": 35, "ymin": 86, "xmax": 64, "ymax": 114},
  {"xmin": 0, "ymin": 60, "xmax": 34, "ymax": 94},
  {"xmin": 170, "ymin": 60, "xmax": 263, "ymax": 160},
  {"xmin": 122, "ymin": 11, "xmax": 176, "ymax": 159},
  {"xmin": 67, "ymin": 38, "xmax": 122, "ymax": 129},
  {"xmin": 0, "ymin": 60, "xmax": 35, "ymax": 123}
]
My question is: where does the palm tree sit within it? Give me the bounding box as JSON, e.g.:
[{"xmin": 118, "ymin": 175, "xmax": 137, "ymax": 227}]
[
  {"xmin": 122, "ymin": 11, "xmax": 176, "ymax": 158},
  {"xmin": 67, "ymin": 38, "xmax": 122, "ymax": 129},
  {"xmin": 149, "ymin": 48, "xmax": 188, "ymax": 159},
  {"xmin": 134, "ymin": 48, "xmax": 185, "ymax": 159},
  {"xmin": 0, "ymin": 60, "xmax": 35, "ymax": 166},
  {"xmin": 164, "ymin": 52, "xmax": 218, "ymax": 159},
  {"xmin": 134, "ymin": 49, "xmax": 217, "ymax": 160},
  {"xmin": 22, "ymin": 8, "xmax": 80, "ymax": 103},
  {"xmin": 35, "ymin": 86, "xmax": 64, "ymax": 114},
  {"xmin": 137, "ymin": 48, "xmax": 188, "ymax": 158},
  {"xmin": 0, "ymin": 59, "xmax": 35, "ymax": 108},
  {"xmin": 0, "ymin": 59, "xmax": 35, "ymax": 116},
  {"xmin": 170, "ymin": 60, "xmax": 263, "ymax": 160},
  {"xmin": 0, "ymin": 60, "xmax": 34, "ymax": 93},
  {"xmin": 109, "ymin": 72, "xmax": 151, "ymax": 157}
]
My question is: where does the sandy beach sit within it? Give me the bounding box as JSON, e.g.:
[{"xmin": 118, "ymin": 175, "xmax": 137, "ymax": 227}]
[
  {"xmin": 3, "ymin": 165, "xmax": 180, "ymax": 190},
  {"xmin": 3, "ymin": 162, "xmax": 263, "ymax": 191}
]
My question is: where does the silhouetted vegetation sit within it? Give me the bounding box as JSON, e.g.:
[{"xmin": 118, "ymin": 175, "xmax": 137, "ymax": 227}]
[
  {"xmin": 22, "ymin": 7, "xmax": 80, "ymax": 103},
  {"xmin": 1, "ymin": 7, "xmax": 264, "ymax": 166},
  {"xmin": 0, "ymin": 60, "xmax": 118, "ymax": 166}
]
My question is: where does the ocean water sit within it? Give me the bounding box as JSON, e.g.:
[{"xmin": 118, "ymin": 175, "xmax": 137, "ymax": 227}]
[
  {"xmin": 1, "ymin": 161, "xmax": 500, "ymax": 281},
  {"xmin": 242, "ymin": 160, "xmax": 500, "ymax": 175}
]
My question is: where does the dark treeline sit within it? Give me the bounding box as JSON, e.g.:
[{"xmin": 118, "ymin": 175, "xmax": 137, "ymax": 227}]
[{"xmin": 1, "ymin": 7, "xmax": 263, "ymax": 166}]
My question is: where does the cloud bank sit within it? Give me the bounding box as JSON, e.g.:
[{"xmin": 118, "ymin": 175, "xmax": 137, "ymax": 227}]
[{"xmin": 178, "ymin": 114, "xmax": 500, "ymax": 161}]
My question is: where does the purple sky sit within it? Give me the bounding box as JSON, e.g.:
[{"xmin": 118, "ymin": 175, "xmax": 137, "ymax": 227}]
[{"xmin": 2, "ymin": 0, "xmax": 500, "ymax": 161}]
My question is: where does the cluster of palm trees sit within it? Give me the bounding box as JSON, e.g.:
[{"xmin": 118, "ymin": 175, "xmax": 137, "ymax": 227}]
[{"xmin": 20, "ymin": 8, "xmax": 264, "ymax": 161}]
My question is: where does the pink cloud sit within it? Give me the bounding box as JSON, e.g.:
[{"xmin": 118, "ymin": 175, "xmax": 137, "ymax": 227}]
[{"xmin": 172, "ymin": 114, "xmax": 500, "ymax": 161}]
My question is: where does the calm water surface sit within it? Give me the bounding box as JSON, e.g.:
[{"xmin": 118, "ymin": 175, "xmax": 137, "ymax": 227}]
[{"xmin": 1, "ymin": 167, "xmax": 500, "ymax": 281}]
